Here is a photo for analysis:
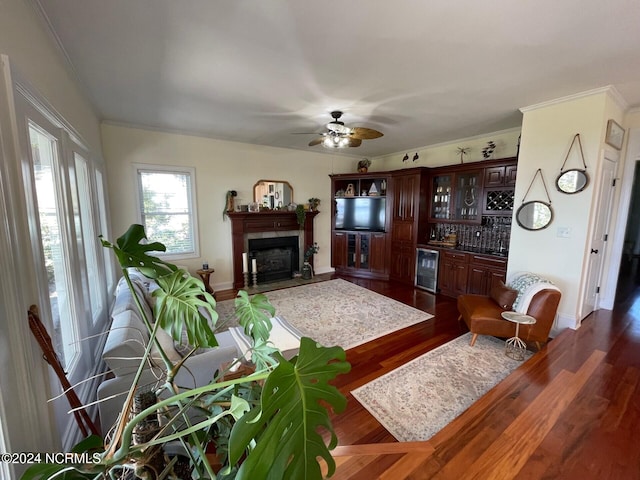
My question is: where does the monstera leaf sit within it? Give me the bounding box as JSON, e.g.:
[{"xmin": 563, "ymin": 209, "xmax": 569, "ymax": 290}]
[
  {"xmin": 234, "ymin": 290, "xmax": 275, "ymax": 343},
  {"xmin": 99, "ymin": 224, "xmax": 176, "ymax": 278},
  {"xmin": 154, "ymin": 269, "xmax": 218, "ymax": 348},
  {"xmin": 228, "ymin": 338, "xmax": 350, "ymax": 480}
]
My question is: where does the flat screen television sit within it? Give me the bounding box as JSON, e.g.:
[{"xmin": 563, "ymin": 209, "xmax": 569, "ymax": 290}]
[{"xmin": 335, "ymin": 197, "xmax": 386, "ymax": 232}]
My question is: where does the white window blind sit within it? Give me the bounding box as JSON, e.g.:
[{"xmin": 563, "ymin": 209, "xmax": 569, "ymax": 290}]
[{"xmin": 135, "ymin": 166, "xmax": 198, "ymax": 257}]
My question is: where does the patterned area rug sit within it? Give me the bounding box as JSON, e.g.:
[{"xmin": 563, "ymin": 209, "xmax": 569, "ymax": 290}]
[
  {"xmin": 352, "ymin": 333, "xmax": 531, "ymax": 442},
  {"xmin": 214, "ymin": 279, "xmax": 432, "ymax": 350}
]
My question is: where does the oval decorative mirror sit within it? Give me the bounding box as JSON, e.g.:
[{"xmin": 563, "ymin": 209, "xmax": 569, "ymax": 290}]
[
  {"xmin": 516, "ymin": 201, "xmax": 553, "ymax": 231},
  {"xmin": 253, "ymin": 180, "xmax": 293, "ymax": 209},
  {"xmin": 556, "ymin": 168, "xmax": 589, "ymax": 194},
  {"xmin": 557, "ymin": 133, "xmax": 589, "ymax": 195}
]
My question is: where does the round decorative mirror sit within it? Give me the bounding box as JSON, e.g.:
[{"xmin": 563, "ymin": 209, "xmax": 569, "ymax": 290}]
[
  {"xmin": 516, "ymin": 201, "xmax": 553, "ymax": 231},
  {"xmin": 556, "ymin": 169, "xmax": 589, "ymax": 194}
]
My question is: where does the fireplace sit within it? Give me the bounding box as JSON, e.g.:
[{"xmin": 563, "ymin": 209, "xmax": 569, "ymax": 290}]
[
  {"xmin": 227, "ymin": 211, "xmax": 319, "ymax": 289},
  {"xmin": 249, "ymin": 236, "xmax": 299, "ymax": 283}
]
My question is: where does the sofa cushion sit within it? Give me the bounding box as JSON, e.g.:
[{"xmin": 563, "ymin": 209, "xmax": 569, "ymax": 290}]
[
  {"xmin": 150, "ymin": 326, "xmax": 183, "ymax": 366},
  {"xmin": 103, "ymin": 310, "xmax": 149, "ymax": 376},
  {"xmin": 489, "ymin": 281, "xmax": 518, "ymax": 310},
  {"xmin": 112, "ymin": 274, "xmax": 155, "ymax": 325}
]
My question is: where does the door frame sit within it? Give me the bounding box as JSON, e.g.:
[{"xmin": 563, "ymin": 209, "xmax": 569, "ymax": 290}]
[{"xmin": 600, "ymin": 127, "xmax": 640, "ymax": 309}]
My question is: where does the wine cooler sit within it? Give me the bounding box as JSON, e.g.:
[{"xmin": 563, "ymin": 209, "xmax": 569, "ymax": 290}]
[{"xmin": 415, "ymin": 248, "xmax": 439, "ymax": 293}]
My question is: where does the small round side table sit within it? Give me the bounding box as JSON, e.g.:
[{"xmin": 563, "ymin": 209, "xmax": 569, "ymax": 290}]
[
  {"xmin": 501, "ymin": 311, "xmax": 536, "ymax": 361},
  {"xmin": 196, "ymin": 268, "xmax": 215, "ymax": 298}
]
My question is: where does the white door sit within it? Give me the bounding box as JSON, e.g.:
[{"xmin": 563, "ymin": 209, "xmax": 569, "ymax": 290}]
[{"xmin": 582, "ymin": 154, "xmax": 617, "ymax": 318}]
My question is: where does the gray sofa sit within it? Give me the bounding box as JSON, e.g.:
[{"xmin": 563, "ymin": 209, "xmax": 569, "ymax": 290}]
[{"xmin": 97, "ymin": 271, "xmax": 241, "ymax": 434}]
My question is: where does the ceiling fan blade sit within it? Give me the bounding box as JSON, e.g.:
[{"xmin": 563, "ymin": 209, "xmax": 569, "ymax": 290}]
[
  {"xmin": 351, "ymin": 127, "xmax": 384, "ymax": 140},
  {"xmin": 308, "ymin": 137, "xmax": 324, "ymax": 146},
  {"xmin": 347, "ymin": 138, "xmax": 363, "ymax": 147}
]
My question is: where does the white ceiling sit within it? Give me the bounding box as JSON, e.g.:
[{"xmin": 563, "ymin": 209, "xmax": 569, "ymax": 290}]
[{"xmin": 34, "ymin": 0, "xmax": 640, "ymax": 158}]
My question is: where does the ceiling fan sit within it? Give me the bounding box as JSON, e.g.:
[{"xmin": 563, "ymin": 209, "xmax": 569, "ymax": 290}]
[{"xmin": 305, "ymin": 111, "xmax": 384, "ymax": 148}]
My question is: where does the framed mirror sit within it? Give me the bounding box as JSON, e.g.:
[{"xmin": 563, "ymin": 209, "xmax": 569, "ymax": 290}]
[
  {"xmin": 516, "ymin": 201, "xmax": 553, "ymax": 231},
  {"xmin": 253, "ymin": 180, "xmax": 293, "ymax": 209},
  {"xmin": 556, "ymin": 169, "xmax": 589, "ymax": 194}
]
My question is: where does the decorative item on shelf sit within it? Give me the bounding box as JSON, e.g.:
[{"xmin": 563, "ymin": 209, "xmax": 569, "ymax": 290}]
[
  {"xmin": 457, "ymin": 147, "xmax": 469, "ymax": 164},
  {"xmin": 287, "ymin": 202, "xmax": 297, "ymax": 211},
  {"xmin": 368, "ymin": 182, "xmax": 379, "ymax": 196},
  {"xmin": 248, "ymin": 201, "xmax": 259, "ymax": 212},
  {"xmin": 308, "ymin": 197, "xmax": 321, "ymax": 211},
  {"xmin": 302, "ymin": 243, "xmax": 319, "ymax": 280},
  {"xmin": 357, "ymin": 158, "xmax": 371, "ymax": 173},
  {"xmin": 344, "ymin": 183, "xmax": 355, "ymax": 196},
  {"xmin": 482, "ymin": 141, "xmax": 496, "ymax": 159},
  {"xmin": 223, "ymin": 190, "xmax": 237, "ymax": 219},
  {"xmin": 402, "ymin": 153, "xmax": 409, "ymax": 162},
  {"xmin": 295, "ymin": 204, "xmax": 306, "ymax": 229},
  {"xmin": 335, "ymin": 189, "xmax": 345, "ymax": 197},
  {"xmin": 413, "ymin": 152, "xmax": 419, "ymax": 162},
  {"xmin": 380, "ymin": 179, "xmax": 387, "ymax": 195}
]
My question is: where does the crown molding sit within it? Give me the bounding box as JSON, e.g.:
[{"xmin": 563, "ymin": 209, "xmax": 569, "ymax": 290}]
[{"xmin": 520, "ymin": 86, "xmax": 629, "ymax": 113}]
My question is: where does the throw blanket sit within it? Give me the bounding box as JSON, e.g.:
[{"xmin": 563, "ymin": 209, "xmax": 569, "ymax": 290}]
[
  {"xmin": 228, "ymin": 316, "xmax": 302, "ymax": 361},
  {"xmin": 507, "ymin": 272, "xmax": 561, "ymax": 314}
]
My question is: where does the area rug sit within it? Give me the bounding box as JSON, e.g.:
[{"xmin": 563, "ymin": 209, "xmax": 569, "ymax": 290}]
[
  {"xmin": 351, "ymin": 333, "xmax": 532, "ymax": 442},
  {"xmin": 214, "ymin": 279, "xmax": 432, "ymax": 350}
]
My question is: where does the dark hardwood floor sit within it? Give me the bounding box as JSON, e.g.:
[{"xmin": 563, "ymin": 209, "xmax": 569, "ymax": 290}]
[{"xmin": 217, "ymin": 274, "xmax": 640, "ymax": 479}]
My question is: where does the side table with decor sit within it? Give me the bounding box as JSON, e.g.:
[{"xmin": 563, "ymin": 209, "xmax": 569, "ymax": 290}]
[
  {"xmin": 196, "ymin": 267, "xmax": 216, "ymax": 297},
  {"xmin": 501, "ymin": 311, "xmax": 536, "ymax": 360}
]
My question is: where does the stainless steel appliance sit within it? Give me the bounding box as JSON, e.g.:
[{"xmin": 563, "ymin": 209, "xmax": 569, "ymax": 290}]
[{"xmin": 415, "ymin": 248, "xmax": 439, "ymax": 293}]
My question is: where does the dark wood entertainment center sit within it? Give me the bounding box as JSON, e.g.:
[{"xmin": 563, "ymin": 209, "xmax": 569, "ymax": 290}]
[{"xmin": 330, "ymin": 157, "xmax": 517, "ymax": 296}]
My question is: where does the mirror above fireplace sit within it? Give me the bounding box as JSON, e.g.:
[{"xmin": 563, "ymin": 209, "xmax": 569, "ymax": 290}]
[{"xmin": 253, "ymin": 180, "xmax": 293, "ymax": 209}]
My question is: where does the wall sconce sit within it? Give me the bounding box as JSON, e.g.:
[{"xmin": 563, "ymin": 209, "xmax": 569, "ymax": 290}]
[
  {"xmin": 402, "ymin": 153, "xmax": 409, "ymax": 162},
  {"xmin": 413, "ymin": 153, "xmax": 419, "ymax": 162}
]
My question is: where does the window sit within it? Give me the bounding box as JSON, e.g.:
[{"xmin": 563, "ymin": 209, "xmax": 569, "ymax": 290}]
[
  {"xmin": 28, "ymin": 122, "xmax": 80, "ymax": 370},
  {"xmin": 135, "ymin": 165, "xmax": 199, "ymax": 258},
  {"xmin": 9, "ymin": 78, "xmax": 114, "ymax": 450}
]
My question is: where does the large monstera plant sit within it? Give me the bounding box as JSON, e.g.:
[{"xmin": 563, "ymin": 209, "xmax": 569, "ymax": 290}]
[{"xmin": 23, "ymin": 224, "xmax": 350, "ymax": 480}]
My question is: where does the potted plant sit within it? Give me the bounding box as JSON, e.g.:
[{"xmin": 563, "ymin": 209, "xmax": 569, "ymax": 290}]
[
  {"xmin": 308, "ymin": 197, "xmax": 321, "ymax": 211},
  {"xmin": 357, "ymin": 158, "xmax": 371, "ymax": 173},
  {"xmin": 301, "ymin": 243, "xmax": 319, "ymax": 280},
  {"xmin": 295, "ymin": 203, "xmax": 306, "ymax": 229},
  {"xmin": 24, "ymin": 224, "xmax": 350, "ymax": 480}
]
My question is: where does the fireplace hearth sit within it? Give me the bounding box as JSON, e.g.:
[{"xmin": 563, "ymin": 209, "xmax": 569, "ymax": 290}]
[{"xmin": 249, "ymin": 236, "xmax": 299, "ymax": 284}]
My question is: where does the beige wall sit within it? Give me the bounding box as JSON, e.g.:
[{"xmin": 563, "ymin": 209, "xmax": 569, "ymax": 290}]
[
  {"xmin": 0, "ymin": 0, "xmax": 103, "ymax": 466},
  {"xmin": 509, "ymin": 88, "xmax": 625, "ymax": 329},
  {"xmin": 0, "ymin": 0, "xmax": 102, "ymax": 151},
  {"xmin": 374, "ymin": 128, "xmax": 521, "ymax": 171},
  {"xmin": 102, "ymin": 124, "xmax": 354, "ymax": 290}
]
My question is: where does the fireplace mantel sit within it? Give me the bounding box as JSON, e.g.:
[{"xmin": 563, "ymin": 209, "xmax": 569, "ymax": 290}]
[{"xmin": 228, "ymin": 211, "xmax": 319, "ymax": 289}]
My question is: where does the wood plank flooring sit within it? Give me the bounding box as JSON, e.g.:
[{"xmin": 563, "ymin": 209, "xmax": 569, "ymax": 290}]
[{"xmin": 216, "ymin": 274, "xmax": 640, "ymax": 479}]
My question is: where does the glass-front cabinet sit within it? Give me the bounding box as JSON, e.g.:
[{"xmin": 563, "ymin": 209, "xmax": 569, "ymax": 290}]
[
  {"xmin": 430, "ymin": 174, "xmax": 452, "ymax": 220},
  {"xmin": 430, "ymin": 170, "xmax": 482, "ymax": 223},
  {"xmin": 453, "ymin": 170, "xmax": 482, "ymax": 222},
  {"xmin": 347, "ymin": 233, "xmax": 369, "ymax": 269}
]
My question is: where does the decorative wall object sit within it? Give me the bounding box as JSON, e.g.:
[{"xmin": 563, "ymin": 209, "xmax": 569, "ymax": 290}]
[
  {"xmin": 556, "ymin": 133, "xmax": 589, "ymax": 194},
  {"xmin": 516, "ymin": 168, "xmax": 553, "ymax": 231},
  {"xmin": 605, "ymin": 119, "xmax": 624, "ymax": 150}
]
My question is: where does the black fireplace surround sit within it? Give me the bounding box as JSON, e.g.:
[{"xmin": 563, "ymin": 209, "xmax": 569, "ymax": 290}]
[{"xmin": 248, "ymin": 236, "xmax": 299, "ymax": 284}]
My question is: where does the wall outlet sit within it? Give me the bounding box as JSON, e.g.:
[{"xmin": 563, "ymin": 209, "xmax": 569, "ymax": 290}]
[{"xmin": 557, "ymin": 227, "xmax": 571, "ymax": 238}]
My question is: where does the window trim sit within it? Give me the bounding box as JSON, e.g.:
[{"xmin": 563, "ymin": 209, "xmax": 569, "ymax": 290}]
[{"xmin": 133, "ymin": 163, "xmax": 199, "ymax": 260}]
